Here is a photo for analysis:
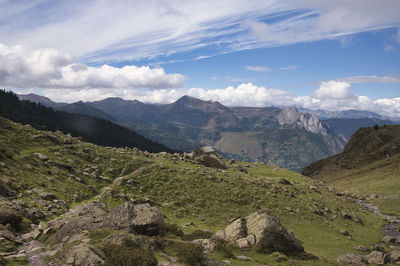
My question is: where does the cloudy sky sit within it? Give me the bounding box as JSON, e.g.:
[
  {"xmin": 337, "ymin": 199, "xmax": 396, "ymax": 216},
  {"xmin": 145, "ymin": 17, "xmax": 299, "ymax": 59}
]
[{"xmin": 1, "ymin": 0, "xmax": 400, "ymax": 116}]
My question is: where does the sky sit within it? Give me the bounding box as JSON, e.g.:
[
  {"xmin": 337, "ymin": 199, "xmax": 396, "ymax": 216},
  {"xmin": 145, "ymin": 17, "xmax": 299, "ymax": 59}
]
[{"xmin": 1, "ymin": 0, "xmax": 400, "ymax": 116}]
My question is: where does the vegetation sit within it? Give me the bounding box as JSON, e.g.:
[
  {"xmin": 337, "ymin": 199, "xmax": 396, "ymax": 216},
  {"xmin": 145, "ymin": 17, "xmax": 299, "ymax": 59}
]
[
  {"xmin": 0, "ymin": 117, "xmax": 388, "ymax": 265},
  {"xmin": 0, "ymin": 90, "xmax": 174, "ymax": 153},
  {"xmin": 101, "ymin": 243, "xmax": 158, "ymax": 266},
  {"xmin": 175, "ymin": 242, "xmax": 204, "ymax": 265}
]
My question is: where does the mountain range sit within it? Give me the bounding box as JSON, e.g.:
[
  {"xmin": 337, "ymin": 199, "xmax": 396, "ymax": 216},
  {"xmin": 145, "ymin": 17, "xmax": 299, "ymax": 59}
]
[{"xmin": 17, "ymin": 93, "xmax": 398, "ymax": 171}]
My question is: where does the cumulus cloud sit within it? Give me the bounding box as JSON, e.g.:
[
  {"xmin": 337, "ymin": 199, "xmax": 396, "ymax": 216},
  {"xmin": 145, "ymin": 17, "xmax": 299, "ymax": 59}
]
[
  {"xmin": 36, "ymin": 81, "xmax": 400, "ymax": 118},
  {"xmin": 314, "ymin": 81, "xmax": 356, "ymax": 100},
  {"xmin": 245, "ymin": 65, "xmax": 271, "ymax": 72},
  {"xmin": 0, "ymin": 43, "xmax": 185, "ymax": 89}
]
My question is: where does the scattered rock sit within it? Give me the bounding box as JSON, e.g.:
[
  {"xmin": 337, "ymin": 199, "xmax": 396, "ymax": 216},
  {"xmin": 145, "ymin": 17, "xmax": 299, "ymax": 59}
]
[
  {"xmin": 35, "ymin": 153, "xmax": 49, "ymax": 161},
  {"xmin": 367, "ymin": 250, "xmax": 389, "ymax": 265},
  {"xmin": 222, "ymin": 218, "xmax": 247, "ymax": 242},
  {"xmin": 235, "ymin": 255, "xmax": 250, "ymax": 261},
  {"xmin": 340, "ymin": 229, "xmax": 350, "ymax": 236},
  {"xmin": 66, "ymin": 243, "xmax": 104, "ymax": 265},
  {"xmin": 382, "ymin": 235, "xmax": 396, "ymax": 243},
  {"xmin": 47, "ymin": 160, "xmax": 72, "ymax": 170},
  {"xmin": 354, "ymin": 245, "xmax": 370, "ymax": 252},
  {"xmin": 278, "ymin": 178, "xmax": 292, "ymax": 185},
  {"xmin": 191, "ymin": 239, "xmax": 215, "ymax": 253},
  {"xmin": 196, "ymin": 154, "xmax": 227, "ymax": 169},
  {"xmin": 21, "ymin": 229, "xmax": 41, "ymax": 242},
  {"xmin": 236, "ymin": 238, "xmax": 250, "ymax": 250},
  {"xmin": 337, "ymin": 253, "xmax": 367, "ymax": 265},
  {"xmin": 391, "ymin": 249, "xmax": 400, "ymax": 262}
]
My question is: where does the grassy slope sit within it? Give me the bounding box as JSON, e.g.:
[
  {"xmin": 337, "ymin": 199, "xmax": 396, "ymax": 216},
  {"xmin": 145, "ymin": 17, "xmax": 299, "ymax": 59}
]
[
  {"xmin": 302, "ymin": 125, "xmax": 400, "ymax": 217},
  {"xmin": 0, "ymin": 117, "xmax": 385, "ymax": 265}
]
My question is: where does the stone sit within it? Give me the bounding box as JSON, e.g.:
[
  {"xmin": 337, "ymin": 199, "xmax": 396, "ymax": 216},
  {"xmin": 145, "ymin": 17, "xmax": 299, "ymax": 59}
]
[
  {"xmin": 354, "ymin": 245, "xmax": 369, "ymax": 252},
  {"xmin": 21, "ymin": 229, "xmax": 41, "ymax": 242},
  {"xmin": 66, "ymin": 243, "xmax": 104, "ymax": 265},
  {"xmin": 340, "ymin": 229, "xmax": 350, "ymax": 236},
  {"xmin": 235, "ymin": 255, "xmax": 250, "ymax": 261},
  {"xmin": 47, "ymin": 160, "xmax": 72, "ymax": 170},
  {"xmin": 236, "ymin": 238, "xmax": 250, "ymax": 249},
  {"xmin": 382, "ymin": 235, "xmax": 396, "ymax": 243},
  {"xmin": 223, "ymin": 218, "xmax": 247, "ymax": 242},
  {"xmin": 246, "ymin": 234, "xmax": 256, "ymax": 245},
  {"xmin": 191, "ymin": 239, "xmax": 215, "ymax": 254},
  {"xmin": 391, "ymin": 249, "xmax": 400, "ymax": 262},
  {"xmin": 367, "ymin": 250, "xmax": 389, "ymax": 265},
  {"xmin": 35, "ymin": 153, "xmax": 49, "ymax": 161},
  {"xmin": 278, "ymin": 178, "xmax": 292, "ymax": 185},
  {"xmin": 245, "ymin": 211, "xmax": 304, "ymax": 252},
  {"xmin": 196, "ymin": 154, "xmax": 227, "ymax": 169},
  {"xmin": 108, "ymin": 203, "xmax": 165, "ymax": 236},
  {"xmin": 0, "ymin": 207, "xmax": 22, "ymax": 227},
  {"xmin": 337, "ymin": 253, "xmax": 367, "ymax": 265}
]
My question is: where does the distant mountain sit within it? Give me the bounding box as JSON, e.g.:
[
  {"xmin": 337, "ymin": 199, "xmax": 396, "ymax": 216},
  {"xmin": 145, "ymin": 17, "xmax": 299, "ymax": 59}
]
[
  {"xmin": 88, "ymin": 95, "xmax": 346, "ymax": 171},
  {"xmin": 300, "ymin": 108, "xmax": 385, "ymax": 120},
  {"xmin": 18, "ymin": 93, "xmax": 67, "ymax": 108},
  {"xmin": 324, "ymin": 118, "xmax": 394, "ymax": 139},
  {"xmin": 1, "ymin": 90, "xmax": 174, "ymax": 153},
  {"xmin": 302, "ymin": 124, "xmax": 400, "ymax": 216},
  {"xmin": 57, "ymin": 101, "xmax": 117, "ymax": 122}
]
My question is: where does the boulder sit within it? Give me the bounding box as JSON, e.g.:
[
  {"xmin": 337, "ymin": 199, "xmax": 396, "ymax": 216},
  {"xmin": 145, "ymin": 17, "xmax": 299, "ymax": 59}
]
[
  {"xmin": 340, "ymin": 229, "xmax": 350, "ymax": 236},
  {"xmin": 391, "ymin": 249, "xmax": 400, "ymax": 262},
  {"xmin": 246, "ymin": 211, "xmax": 303, "ymax": 252},
  {"xmin": 108, "ymin": 203, "xmax": 164, "ymax": 236},
  {"xmin": 35, "ymin": 153, "xmax": 49, "ymax": 161},
  {"xmin": 196, "ymin": 155, "xmax": 227, "ymax": 169},
  {"xmin": 337, "ymin": 253, "xmax": 367, "ymax": 265},
  {"xmin": 367, "ymin": 250, "xmax": 389, "ymax": 265},
  {"xmin": 382, "ymin": 235, "xmax": 396, "ymax": 243},
  {"xmin": 191, "ymin": 239, "xmax": 215, "ymax": 253},
  {"xmin": 213, "ymin": 211, "xmax": 303, "ymax": 253},
  {"xmin": 0, "ymin": 207, "xmax": 22, "ymax": 227},
  {"xmin": 66, "ymin": 243, "xmax": 104, "ymax": 265}
]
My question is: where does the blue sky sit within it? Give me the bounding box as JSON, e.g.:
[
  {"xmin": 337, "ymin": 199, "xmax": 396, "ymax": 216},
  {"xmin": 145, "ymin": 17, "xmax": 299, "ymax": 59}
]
[{"xmin": 0, "ymin": 0, "xmax": 400, "ymax": 116}]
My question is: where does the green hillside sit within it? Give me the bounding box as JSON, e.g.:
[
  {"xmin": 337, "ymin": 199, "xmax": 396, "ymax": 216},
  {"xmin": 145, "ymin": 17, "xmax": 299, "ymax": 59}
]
[
  {"xmin": 0, "ymin": 117, "xmax": 388, "ymax": 265},
  {"xmin": 302, "ymin": 125, "xmax": 400, "ymax": 217}
]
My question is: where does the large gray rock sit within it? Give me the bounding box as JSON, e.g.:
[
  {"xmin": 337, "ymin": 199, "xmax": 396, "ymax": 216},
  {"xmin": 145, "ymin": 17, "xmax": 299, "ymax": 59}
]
[
  {"xmin": 66, "ymin": 243, "xmax": 104, "ymax": 265},
  {"xmin": 108, "ymin": 203, "xmax": 164, "ymax": 236},
  {"xmin": 337, "ymin": 253, "xmax": 367, "ymax": 265},
  {"xmin": 246, "ymin": 211, "xmax": 303, "ymax": 252},
  {"xmin": 196, "ymin": 155, "xmax": 226, "ymax": 169},
  {"xmin": 366, "ymin": 250, "xmax": 389, "ymax": 265},
  {"xmin": 0, "ymin": 207, "xmax": 22, "ymax": 227},
  {"xmin": 213, "ymin": 211, "xmax": 303, "ymax": 253},
  {"xmin": 391, "ymin": 249, "xmax": 400, "ymax": 262}
]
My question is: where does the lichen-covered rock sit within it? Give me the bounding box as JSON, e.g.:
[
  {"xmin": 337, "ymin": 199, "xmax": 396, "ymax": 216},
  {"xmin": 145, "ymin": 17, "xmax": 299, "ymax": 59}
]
[
  {"xmin": 391, "ymin": 249, "xmax": 400, "ymax": 262},
  {"xmin": 366, "ymin": 250, "xmax": 389, "ymax": 265},
  {"xmin": 223, "ymin": 218, "xmax": 247, "ymax": 242},
  {"xmin": 246, "ymin": 211, "xmax": 303, "ymax": 252},
  {"xmin": 66, "ymin": 243, "xmax": 104, "ymax": 265},
  {"xmin": 196, "ymin": 155, "xmax": 226, "ymax": 169},
  {"xmin": 337, "ymin": 253, "xmax": 367, "ymax": 265},
  {"xmin": 108, "ymin": 203, "xmax": 164, "ymax": 236}
]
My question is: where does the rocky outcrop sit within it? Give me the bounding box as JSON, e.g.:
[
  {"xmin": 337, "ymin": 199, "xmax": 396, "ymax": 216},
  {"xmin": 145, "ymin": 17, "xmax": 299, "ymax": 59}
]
[
  {"xmin": 213, "ymin": 211, "xmax": 303, "ymax": 253},
  {"xmin": 337, "ymin": 253, "xmax": 367, "ymax": 265},
  {"xmin": 195, "ymin": 154, "xmax": 226, "ymax": 169},
  {"xmin": 277, "ymin": 107, "xmax": 328, "ymax": 135},
  {"xmin": 107, "ymin": 203, "xmax": 165, "ymax": 236},
  {"xmin": 66, "ymin": 243, "xmax": 104, "ymax": 266},
  {"xmin": 366, "ymin": 250, "xmax": 389, "ymax": 265},
  {"xmin": 0, "ymin": 207, "xmax": 22, "ymax": 227}
]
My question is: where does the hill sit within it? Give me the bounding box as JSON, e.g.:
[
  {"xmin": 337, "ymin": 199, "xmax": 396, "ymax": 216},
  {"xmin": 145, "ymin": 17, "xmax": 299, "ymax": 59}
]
[
  {"xmin": 324, "ymin": 118, "xmax": 394, "ymax": 139},
  {"xmin": 89, "ymin": 96, "xmax": 346, "ymax": 172},
  {"xmin": 302, "ymin": 124, "xmax": 400, "ymax": 216},
  {"xmin": 0, "ymin": 117, "xmax": 390, "ymax": 265},
  {"xmin": 0, "ymin": 90, "xmax": 173, "ymax": 153},
  {"xmin": 57, "ymin": 101, "xmax": 117, "ymax": 122}
]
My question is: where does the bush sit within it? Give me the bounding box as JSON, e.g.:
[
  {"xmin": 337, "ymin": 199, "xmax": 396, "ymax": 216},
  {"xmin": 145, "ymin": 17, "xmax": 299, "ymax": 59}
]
[
  {"xmin": 176, "ymin": 242, "xmax": 204, "ymax": 265},
  {"xmin": 214, "ymin": 239, "xmax": 235, "ymax": 258},
  {"xmin": 184, "ymin": 230, "xmax": 213, "ymax": 241},
  {"xmin": 165, "ymin": 223, "xmax": 184, "ymax": 238},
  {"xmin": 101, "ymin": 243, "xmax": 157, "ymax": 266}
]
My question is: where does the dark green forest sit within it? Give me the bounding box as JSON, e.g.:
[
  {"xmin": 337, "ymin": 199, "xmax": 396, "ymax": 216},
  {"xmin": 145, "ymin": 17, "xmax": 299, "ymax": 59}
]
[{"xmin": 0, "ymin": 90, "xmax": 175, "ymax": 153}]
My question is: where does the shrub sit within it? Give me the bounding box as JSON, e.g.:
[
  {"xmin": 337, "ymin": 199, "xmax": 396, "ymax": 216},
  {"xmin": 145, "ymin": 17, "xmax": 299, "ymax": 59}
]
[
  {"xmin": 214, "ymin": 239, "xmax": 235, "ymax": 258},
  {"xmin": 165, "ymin": 223, "xmax": 184, "ymax": 238},
  {"xmin": 101, "ymin": 243, "xmax": 157, "ymax": 266},
  {"xmin": 176, "ymin": 242, "xmax": 204, "ymax": 265},
  {"xmin": 184, "ymin": 230, "xmax": 213, "ymax": 241}
]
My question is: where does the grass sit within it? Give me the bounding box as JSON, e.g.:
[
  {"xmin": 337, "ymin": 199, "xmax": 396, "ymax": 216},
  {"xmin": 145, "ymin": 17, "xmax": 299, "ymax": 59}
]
[{"xmin": 0, "ymin": 117, "xmax": 388, "ymax": 265}]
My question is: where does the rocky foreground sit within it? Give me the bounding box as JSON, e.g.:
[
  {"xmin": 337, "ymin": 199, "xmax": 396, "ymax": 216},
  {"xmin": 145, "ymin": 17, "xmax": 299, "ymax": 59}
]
[{"xmin": 1, "ymin": 116, "xmax": 400, "ymax": 265}]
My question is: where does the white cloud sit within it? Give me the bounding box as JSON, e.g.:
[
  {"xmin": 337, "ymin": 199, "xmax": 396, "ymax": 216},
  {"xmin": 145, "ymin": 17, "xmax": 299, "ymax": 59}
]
[
  {"xmin": 280, "ymin": 65, "xmax": 298, "ymax": 71},
  {"xmin": 0, "ymin": 1, "xmax": 399, "ymax": 63},
  {"xmin": 314, "ymin": 81, "xmax": 356, "ymax": 100},
  {"xmin": 34, "ymin": 81, "xmax": 400, "ymax": 117},
  {"xmin": 0, "ymin": 43, "xmax": 185, "ymax": 89},
  {"xmin": 245, "ymin": 65, "xmax": 271, "ymax": 72},
  {"xmin": 337, "ymin": 74, "xmax": 400, "ymax": 84}
]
